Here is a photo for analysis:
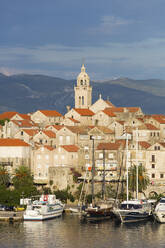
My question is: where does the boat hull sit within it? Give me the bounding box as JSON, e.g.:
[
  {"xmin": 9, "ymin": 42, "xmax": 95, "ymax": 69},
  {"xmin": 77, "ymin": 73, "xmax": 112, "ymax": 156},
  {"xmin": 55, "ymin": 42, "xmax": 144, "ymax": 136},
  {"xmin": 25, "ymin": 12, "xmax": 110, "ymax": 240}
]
[
  {"xmin": 113, "ymin": 209, "xmax": 152, "ymax": 223},
  {"xmin": 82, "ymin": 208, "xmax": 112, "ymax": 221},
  {"xmin": 24, "ymin": 208, "xmax": 63, "ymax": 221},
  {"xmin": 153, "ymin": 211, "xmax": 165, "ymax": 223}
]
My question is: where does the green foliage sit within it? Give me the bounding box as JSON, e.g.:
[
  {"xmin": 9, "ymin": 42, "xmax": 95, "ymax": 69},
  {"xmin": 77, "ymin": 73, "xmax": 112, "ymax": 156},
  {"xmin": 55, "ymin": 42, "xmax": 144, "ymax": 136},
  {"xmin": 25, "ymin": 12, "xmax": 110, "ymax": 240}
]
[
  {"xmin": 0, "ymin": 119, "xmax": 9, "ymax": 126},
  {"xmin": 54, "ymin": 188, "xmax": 75, "ymax": 203},
  {"xmin": 74, "ymin": 183, "xmax": 83, "ymax": 200},
  {"xmin": 0, "ymin": 166, "xmax": 10, "ymax": 187},
  {"xmin": 42, "ymin": 187, "xmax": 52, "ymax": 194},
  {"xmin": 128, "ymin": 164, "xmax": 150, "ymax": 193},
  {"xmin": 12, "ymin": 165, "xmax": 38, "ymax": 198}
]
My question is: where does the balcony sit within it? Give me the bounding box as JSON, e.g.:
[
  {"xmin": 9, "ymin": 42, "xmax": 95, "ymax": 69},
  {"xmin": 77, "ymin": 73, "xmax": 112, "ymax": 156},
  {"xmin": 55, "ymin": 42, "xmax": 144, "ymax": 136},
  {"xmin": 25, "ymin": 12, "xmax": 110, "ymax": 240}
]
[{"xmin": 0, "ymin": 162, "xmax": 13, "ymax": 167}]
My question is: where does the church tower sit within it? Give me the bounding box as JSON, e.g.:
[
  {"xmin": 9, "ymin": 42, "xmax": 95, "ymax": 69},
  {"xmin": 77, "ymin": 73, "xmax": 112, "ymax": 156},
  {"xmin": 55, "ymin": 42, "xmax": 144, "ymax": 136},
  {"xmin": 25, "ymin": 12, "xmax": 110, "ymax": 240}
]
[{"xmin": 74, "ymin": 64, "xmax": 92, "ymax": 108}]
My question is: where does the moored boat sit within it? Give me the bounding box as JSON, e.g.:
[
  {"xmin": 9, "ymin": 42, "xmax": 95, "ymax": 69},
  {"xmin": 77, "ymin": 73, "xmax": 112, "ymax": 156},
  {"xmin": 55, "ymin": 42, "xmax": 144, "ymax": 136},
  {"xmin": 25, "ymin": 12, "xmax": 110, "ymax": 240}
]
[
  {"xmin": 153, "ymin": 197, "xmax": 165, "ymax": 223},
  {"xmin": 113, "ymin": 199, "xmax": 153, "ymax": 223},
  {"xmin": 23, "ymin": 194, "xmax": 64, "ymax": 221}
]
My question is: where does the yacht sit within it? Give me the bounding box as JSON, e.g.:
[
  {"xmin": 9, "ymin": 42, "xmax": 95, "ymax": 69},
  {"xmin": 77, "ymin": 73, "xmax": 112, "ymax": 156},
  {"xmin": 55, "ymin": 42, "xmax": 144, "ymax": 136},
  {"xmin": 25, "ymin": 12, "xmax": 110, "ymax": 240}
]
[
  {"xmin": 113, "ymin": 199, "xmax": 153, "ymax": 223},
  {"xmin": 153, "ymin": 197, "xmax": 165, "ymax": 223},
  {"xmin": 23, "ymin": 194, "xmax": 64, "ymax": 221}
]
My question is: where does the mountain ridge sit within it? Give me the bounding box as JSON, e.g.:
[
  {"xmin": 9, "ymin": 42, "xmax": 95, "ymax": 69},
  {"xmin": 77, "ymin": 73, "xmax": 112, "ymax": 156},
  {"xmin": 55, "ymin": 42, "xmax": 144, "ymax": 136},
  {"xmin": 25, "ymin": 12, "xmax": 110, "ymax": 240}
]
[{"xmin": 0, "ymin": 73, "xmax": 165, "ymax": 115}]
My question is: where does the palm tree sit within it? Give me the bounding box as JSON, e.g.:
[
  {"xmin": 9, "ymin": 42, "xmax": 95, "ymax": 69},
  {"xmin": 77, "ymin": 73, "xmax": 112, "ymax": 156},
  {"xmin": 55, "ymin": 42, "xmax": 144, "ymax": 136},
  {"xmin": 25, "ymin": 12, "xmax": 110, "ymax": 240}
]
[
  {"xmin": 0, "ymin": 165, "xmax": 10, "ymax": 187},
  {"xmin": 128, "ymin": 164, "xmax": 150, "ymax": 195}
]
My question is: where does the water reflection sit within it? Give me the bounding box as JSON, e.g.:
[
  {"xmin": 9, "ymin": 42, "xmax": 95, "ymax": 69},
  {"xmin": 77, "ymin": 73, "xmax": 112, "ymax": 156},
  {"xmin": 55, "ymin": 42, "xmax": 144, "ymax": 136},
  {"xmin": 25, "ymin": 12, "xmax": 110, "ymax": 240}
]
[{"xmin": 0, "ymin": 216, "xmax": 165, "ymax": 248}]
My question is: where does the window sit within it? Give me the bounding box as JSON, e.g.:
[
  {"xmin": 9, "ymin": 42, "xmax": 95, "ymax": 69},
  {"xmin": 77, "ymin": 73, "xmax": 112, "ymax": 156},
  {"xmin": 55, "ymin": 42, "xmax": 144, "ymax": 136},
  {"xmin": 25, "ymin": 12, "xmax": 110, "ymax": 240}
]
[
  {"xmin": 160, "ymin": 174, "xmax": 164, "ymax": 178},
  {"xmin": 152, "ymin": 164, "xmax": 155, "ymax": 169},
  {"xmin": 82, "ymin": 96, "xmax": 84, "ymax": 105},
  {"xmin": 45, "ymin": 155, "xmax": 49, "ymax": 160},
  {"xmin": 151, "ymin": 173, "xmax": 155, "ymax": 178},
  {"xmin": 21, "ymin": 131, "xmax": 23, "ymax": 136},
  {"xmin": 66, "ymin": 136, "xmax": 70, "ymax": 144},
  {"xmin": 108, "ymin": 153, "xmax": 114, "ymax": 159},
  {"xmin": 85, "ymin": 154, "xmax": 89, "ymax": 159},
  {"xmin": 61, "ymin": 155, "xmax": 65, "ymax": 160},
  {"xmin": 158, "ymin": 146, "xmax": 160, "ymax": 150},
  {"xmin": 151, "ymin": 155, "xmax": 155, "ymax": 162},
  {"xmin": 154, "ymin": 146, "xmax": 157, "ymax": 150},
  {"xmin": 99, "ymin": 153, "xmax": 103, "ymax": 159},
  {"xmin": 37, "ymin": 155, "xmax": 41, "ymax": 159},
  {"xmin": 59, "ymin": 136, "xmax": 63, "ymax": 144}
]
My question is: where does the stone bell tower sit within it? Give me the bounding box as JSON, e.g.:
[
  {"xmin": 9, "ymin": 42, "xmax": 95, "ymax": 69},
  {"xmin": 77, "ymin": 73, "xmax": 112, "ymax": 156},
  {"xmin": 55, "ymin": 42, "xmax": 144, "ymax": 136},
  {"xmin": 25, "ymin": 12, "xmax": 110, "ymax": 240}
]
[{"xmin": 74, "ymin": 64, "xmax": 92, "ymax": 108}]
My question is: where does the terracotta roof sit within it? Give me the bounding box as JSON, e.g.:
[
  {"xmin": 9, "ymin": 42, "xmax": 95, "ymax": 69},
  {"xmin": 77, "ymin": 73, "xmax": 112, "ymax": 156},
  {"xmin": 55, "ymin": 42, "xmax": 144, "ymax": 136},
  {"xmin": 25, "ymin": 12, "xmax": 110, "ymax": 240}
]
[
  {"xmin": 44, "ymin": 145, "xmax": 55, "ymax": 151},
  {"xmin": 39, "ymin": 110, "xmax": 62, "ymax": 117},
  {"xmin": 102, "ymin": 108, "xmax": 116, "ymax": 117},
  {"xmin": 138, "ymin": 141, "xmax": 151, "ymax": 149},
  {"xmin": 12, "ymin": 120, "xmax": 38, "ymax": 128},
  {"xmin": 42, "ymin": 130, "xmax": 56, "ymax": 138},
  {"xmin": 159, "ymin": 143, "xmax": 165, "ymax": 148},
  {"xmin": 151, "ymin": 115, "xmax": 165, "ymax": 124},
  {"xmin": 61, "ymin": 145, "xmax": 79, "ymax": 152},
  {"xmin": 108, "ymin": 107, "xmax": 125, "ymax": 113},
  {"xmin": 91, "ymin": 126, "xmax": 114, "ymax": 134},
  {"xmin": 126, "ymin": 107, "xmax": 141, "ymax": 113},
  {"xmin": 145, "ymin": 123, "xmax": 159, "ymax": 130},
  {"xmin": 0, "ymin": 111, "xmax": 18, "ymax": 120},
  {"xmin": 68, "ymin": 117, "xmax": 80, "ymax": 123},
  {"xmin": 22, "ymin": 129, "xmax": 39, "ymax": 136},
  {"xmin": 97, "ymin": 142, "xmax": 121, "ymax": 150},
  {"xmin": 105, "ymin": 100, "xmax": 115, "ymax": 107},
  {"xmin": 65, "ymin": 126, "xmax": 92, "ymax": 134},
  {"xmin": 0, "ymin": 138, "xmax": 30, "ymax": 147},
  {"xmin": 74, "ymin": 108, "xmax": 94, "ymax": 116},
  {"xmin": 46, "ymin": 125, "xmax": 63, "ymax": 130},
  {"xmin": 18, "ymin": 114, "xmax": 31, "ymax": 120}
]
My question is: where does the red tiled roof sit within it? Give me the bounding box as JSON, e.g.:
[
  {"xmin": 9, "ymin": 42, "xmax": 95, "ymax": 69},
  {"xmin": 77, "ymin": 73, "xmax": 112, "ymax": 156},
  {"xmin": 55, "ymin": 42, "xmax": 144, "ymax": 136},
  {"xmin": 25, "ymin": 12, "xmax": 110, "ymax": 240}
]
[
  {"xmin": 22, "ymin": 129, "xmax": 39, "ymax": 136},
  {"xmin": 61, "ymin": 145, "xmax": 79, "ymax": 152},
  {"xmin": 97, "ymin": 142, "xmax": 121, "ymax": 150},
  {"xmin": 145, "ymin": 123, "xmax": 159, "ymax": 130},
  {"xmin": 66, "ymin": 126, "xmax": 92, "ymax": 134},
  {"xmin": 108, "ymin": 107, "xmax": 124, "ymax": 113},
  {"xmin": 91, "ymin": 126, "xmax": 114, "ymax": 134},
  {"xmin": 0, "ymin": 111, "xmax": 18, "ymax": 120},
  {"xmin": 74, "ymin": 108, "xmax": 94, "ymax": 116},
  {"xmin": 126, "ymin": 107, "xmax": 141, "ymax": 113},
  {"xmin": 151, "ymin": 115, "xmax": 165, "ymax": 124},
  {"xmin": 46, "ymin": 125, "xmax": 63, "ymax": 130},
  {"xmin": 0, "ymin": 138, "xmax": 30, "ymax": 147},
  {"xmin": 44, "ymin": 145, "xmax": 55, "ymax": 151},
  {"xmin": 12, "ymin": 120, "xmax": 38, "ymax": 128},
  {"xmin": 102, "ymin": 108, "xmax": 116, "ymax": 117},
  {"xmin": 18, "ymin": 114, "xmax": 31, "ymax": 120},
  {"xmin": 42, "ymin": 130, "xmax": 56, "ymax": 138},
  {"xmin": 105, "ymin": 100, "xmax": 115, "ymax": 107},
  {"xmin": 39, "ymin": 110, "xmax": 62, "ymax": 117},
  {"xmin": 68, "ymin": 117, "xmax": 80, "ymax": 123},
  {"xmin": 138, "ymin": 141, "xmax": 151, "ymax": 149}
]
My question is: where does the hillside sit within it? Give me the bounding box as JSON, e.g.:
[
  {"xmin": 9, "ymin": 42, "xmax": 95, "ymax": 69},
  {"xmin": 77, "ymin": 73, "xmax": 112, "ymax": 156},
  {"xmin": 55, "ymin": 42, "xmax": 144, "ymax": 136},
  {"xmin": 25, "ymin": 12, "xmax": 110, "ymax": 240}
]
[{"xmin": 0, "ymin": 73, "xmax": 165, "ymax": 115}]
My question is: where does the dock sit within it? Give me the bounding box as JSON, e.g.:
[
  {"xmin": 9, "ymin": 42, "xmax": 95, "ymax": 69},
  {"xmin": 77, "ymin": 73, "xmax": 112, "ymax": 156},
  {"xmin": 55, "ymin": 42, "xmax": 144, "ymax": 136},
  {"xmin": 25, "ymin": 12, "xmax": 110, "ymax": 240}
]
[{"xmin": 0, "ymin": 211, "xmax": 24, "ymax": 222}]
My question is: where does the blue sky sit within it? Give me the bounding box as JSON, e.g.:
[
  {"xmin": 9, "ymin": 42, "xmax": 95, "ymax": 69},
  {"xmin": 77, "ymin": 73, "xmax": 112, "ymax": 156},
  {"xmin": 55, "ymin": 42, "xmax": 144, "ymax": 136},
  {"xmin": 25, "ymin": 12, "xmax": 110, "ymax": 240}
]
[{"xmin": 1, "ymin": 0, "xmax": 165, "ymax": 80}]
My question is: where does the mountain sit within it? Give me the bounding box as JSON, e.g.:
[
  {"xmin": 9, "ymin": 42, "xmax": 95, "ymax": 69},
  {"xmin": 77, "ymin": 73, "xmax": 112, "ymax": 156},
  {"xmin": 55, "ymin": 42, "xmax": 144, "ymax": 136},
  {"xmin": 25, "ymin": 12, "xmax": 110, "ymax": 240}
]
[{"xmin": 0, "ymin": 73, "xmax": 165, "ymax": 115}]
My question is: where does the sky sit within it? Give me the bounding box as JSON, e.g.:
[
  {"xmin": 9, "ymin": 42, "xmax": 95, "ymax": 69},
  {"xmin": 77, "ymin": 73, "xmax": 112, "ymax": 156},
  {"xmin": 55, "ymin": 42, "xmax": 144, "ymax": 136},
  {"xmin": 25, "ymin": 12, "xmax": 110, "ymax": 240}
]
[{"xmin": 1, "ymin": 0, "xmax": 165, "ymax": 80}]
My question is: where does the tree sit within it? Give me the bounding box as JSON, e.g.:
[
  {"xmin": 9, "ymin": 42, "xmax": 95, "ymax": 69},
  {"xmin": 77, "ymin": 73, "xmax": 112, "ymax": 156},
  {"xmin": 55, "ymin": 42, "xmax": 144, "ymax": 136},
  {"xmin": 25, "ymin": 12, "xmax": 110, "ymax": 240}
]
[
  {"xmin": 128, "ymin": 164, "xmax": 150, "ymax": 195},
  {"xmin": 12, "ymin": 165, "xmax": 38, "ymax": 197},
  {"xmin": 0, "ymin": 165, "xmax": 10, "ymax": 187}
]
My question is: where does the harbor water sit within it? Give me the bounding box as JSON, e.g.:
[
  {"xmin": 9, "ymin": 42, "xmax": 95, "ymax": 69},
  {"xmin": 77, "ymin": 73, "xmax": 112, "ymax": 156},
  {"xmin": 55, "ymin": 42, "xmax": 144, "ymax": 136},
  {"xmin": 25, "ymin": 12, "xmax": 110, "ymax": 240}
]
[{"xmin": 0, "ymin": 214, "xmax": 165, "ymax": 248}]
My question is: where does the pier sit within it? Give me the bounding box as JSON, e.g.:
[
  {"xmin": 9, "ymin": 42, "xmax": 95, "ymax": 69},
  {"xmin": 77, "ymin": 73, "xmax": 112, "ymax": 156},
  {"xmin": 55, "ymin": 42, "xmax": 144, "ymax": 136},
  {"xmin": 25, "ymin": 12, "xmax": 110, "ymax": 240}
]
[{"xmin": 0, "ymin": 211, "xmax": 23, "ymax": 222}]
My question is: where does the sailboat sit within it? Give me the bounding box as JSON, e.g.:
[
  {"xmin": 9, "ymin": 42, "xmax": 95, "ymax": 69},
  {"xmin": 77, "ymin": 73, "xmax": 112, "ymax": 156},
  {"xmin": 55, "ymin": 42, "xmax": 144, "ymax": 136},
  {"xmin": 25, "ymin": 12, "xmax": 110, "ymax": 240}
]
[
  {"xmin": 113, "ymin": 131, "xmax": 153, "ymax": 223},
  {"xmin": 81, "ymin": 137, "xmax": 113, "ymax": 221}
]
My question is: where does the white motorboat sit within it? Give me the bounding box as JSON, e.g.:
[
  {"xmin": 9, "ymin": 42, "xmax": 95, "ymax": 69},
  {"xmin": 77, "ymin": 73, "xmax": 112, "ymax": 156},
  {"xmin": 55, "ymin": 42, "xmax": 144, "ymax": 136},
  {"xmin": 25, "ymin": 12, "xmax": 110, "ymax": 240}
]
[
  {"xmin": 153, "ymin": 197, "xmax": 165, "ymax": 223},
  {"xmin": 113, "ymin": 199, "xmax": 153, "ymax": 223},
  {"xmin": 23, "ymin": 194, "xmax": 64, "ymax": 221}
]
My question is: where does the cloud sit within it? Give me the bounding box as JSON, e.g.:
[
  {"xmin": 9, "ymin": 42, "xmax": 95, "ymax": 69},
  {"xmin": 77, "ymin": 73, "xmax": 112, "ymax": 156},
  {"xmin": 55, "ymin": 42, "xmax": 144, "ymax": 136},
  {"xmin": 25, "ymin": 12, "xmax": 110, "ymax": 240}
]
[
  {"xmin": 1, "ymin": 37, "xmax": 165, "ymax": 79},
  {"xmin": 88, "ymin": 15, "xmax": 134, "ymax": 35}
]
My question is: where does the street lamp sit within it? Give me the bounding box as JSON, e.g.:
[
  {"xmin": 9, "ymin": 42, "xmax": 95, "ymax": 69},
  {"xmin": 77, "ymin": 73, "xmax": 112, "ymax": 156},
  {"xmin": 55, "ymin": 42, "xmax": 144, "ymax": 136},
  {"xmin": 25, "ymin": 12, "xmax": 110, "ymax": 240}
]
[{"xmin": 90, "ymin": 135, "xmax": 95, "ymax": 206}]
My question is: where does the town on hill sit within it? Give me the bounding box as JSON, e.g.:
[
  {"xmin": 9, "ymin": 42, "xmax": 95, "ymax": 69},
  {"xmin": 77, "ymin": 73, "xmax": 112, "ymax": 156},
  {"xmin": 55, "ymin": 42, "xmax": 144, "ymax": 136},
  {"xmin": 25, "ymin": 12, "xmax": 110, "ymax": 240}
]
[{"xmin": 0, "ymin": 64, "xmax": 164, "ymax": 203}]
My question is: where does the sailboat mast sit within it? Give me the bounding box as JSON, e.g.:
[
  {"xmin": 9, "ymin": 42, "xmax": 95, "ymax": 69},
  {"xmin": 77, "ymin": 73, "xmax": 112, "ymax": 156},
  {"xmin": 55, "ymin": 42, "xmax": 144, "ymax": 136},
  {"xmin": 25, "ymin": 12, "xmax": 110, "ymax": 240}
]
[
  {"xmin": 126, "ymin": 134, "xmax": 129, "ymax": 202},
  {"xmin": 90, "ymin": 136, "xmax": 95, "ymax": 205},
  {"xmin": 136, "ymin": 128, "xmax": 139, "ymax": 200},
  {"xmin": 102, "ymin": 149, "xmax": 105, "ymax": 200}
]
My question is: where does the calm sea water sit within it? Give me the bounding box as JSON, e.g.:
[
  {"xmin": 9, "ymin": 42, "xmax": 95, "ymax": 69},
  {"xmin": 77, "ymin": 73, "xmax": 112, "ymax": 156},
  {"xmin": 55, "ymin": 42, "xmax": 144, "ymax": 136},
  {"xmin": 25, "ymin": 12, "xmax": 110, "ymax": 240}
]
[{"xmin": 0, "ymin": 215, "xmax": 165, "ymax": 248}]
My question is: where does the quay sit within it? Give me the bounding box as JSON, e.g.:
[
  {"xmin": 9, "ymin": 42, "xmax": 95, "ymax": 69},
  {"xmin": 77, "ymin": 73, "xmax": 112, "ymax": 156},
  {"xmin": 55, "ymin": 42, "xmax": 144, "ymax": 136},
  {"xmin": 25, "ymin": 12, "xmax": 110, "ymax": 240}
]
[{"xmin": 0, "ymin": 211, "xmax": 24, "ymax": 222}]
